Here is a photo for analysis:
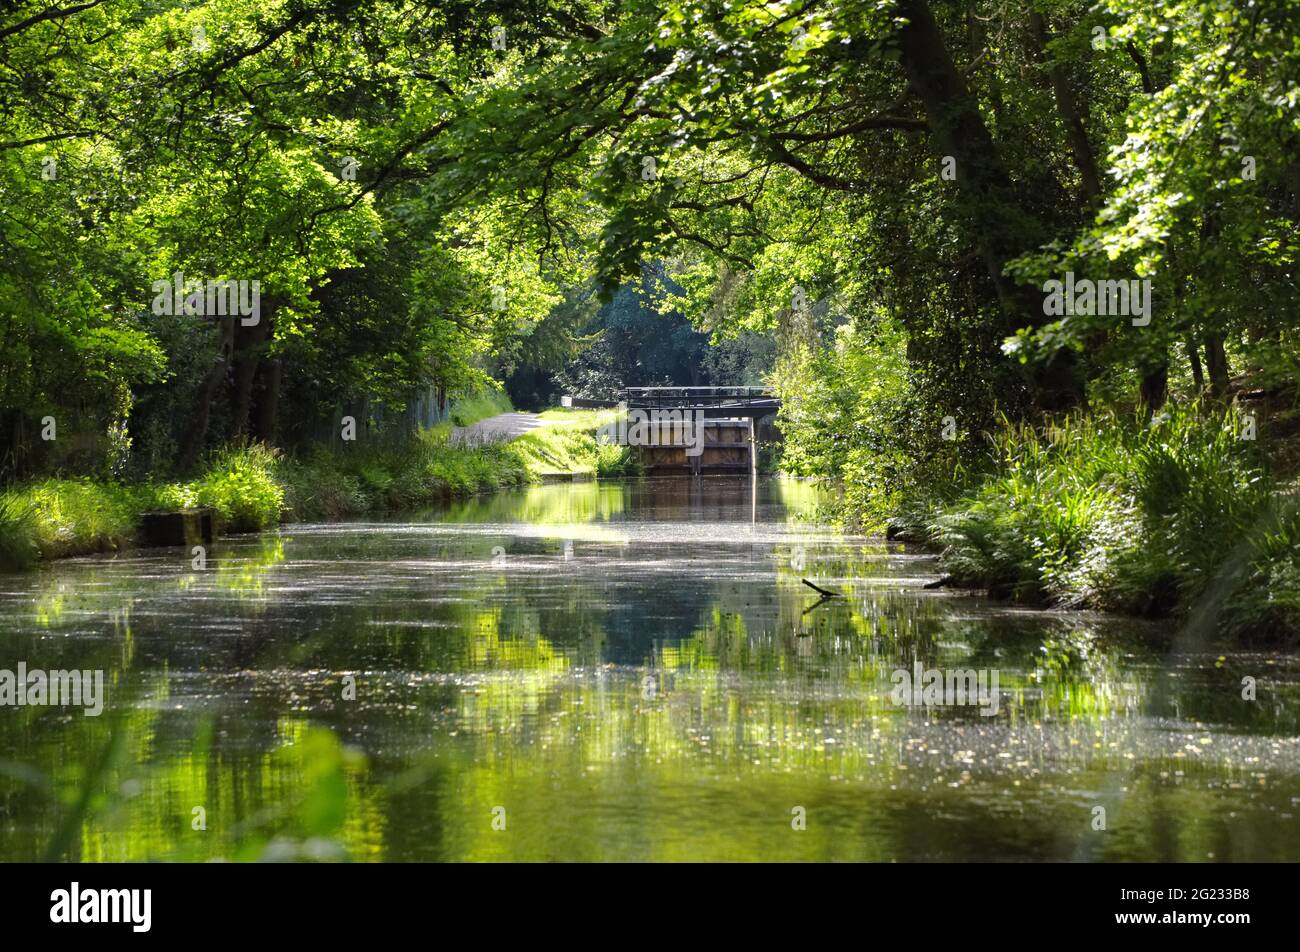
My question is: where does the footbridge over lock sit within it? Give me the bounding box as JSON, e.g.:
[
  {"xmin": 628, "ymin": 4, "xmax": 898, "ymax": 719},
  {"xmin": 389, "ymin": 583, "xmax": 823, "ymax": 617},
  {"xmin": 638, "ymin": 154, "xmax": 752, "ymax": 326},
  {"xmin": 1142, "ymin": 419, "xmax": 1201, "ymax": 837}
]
[{"xmin": 563, "ymin": 387, "xmax": 781, "ymax": 475}]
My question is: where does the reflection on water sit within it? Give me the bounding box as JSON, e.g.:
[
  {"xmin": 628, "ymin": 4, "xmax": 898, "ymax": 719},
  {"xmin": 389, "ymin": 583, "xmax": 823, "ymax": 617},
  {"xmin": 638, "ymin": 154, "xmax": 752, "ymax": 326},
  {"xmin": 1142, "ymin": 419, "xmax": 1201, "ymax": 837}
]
[{"xmin": 1, "ymin": 477, "xmax": 1298, "ymax": 862}]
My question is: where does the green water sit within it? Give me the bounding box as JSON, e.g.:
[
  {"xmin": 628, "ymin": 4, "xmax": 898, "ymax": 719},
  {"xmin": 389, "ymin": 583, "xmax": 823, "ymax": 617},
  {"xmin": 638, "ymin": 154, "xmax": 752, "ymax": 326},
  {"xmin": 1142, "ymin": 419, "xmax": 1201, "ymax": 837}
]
[{"xmin": 1, "ymin": 477, "xmax": 1297, "ymax": 861}]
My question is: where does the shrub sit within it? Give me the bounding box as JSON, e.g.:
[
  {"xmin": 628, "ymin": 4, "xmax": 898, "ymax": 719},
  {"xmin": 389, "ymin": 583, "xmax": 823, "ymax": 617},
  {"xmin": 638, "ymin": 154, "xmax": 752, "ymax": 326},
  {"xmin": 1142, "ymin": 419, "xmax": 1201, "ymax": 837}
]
[
  {"xmin": 279, "ymin": 457, "xmax": 362, "ymax": 521},
  {"xmin": 1, "ymin": 479, "xmax": 139, "ymax": 560},
  {"xmin": 931, "ymin": 404, "xmax": 1287, "ymax": 627},
  {"xmin": 595, "ymin": 441, "xmax": 639, "ymax": 477},
  {"xmin": 447, "ymin": 384, "xmax": 512, "ymax": 427},
  {"xmin": 1220, "ymin": 488, "xmax": 1300, "ymax": 640},
  {"xmin": 193, "ymin": 444, "xmax": 285, "ymax": 532}
]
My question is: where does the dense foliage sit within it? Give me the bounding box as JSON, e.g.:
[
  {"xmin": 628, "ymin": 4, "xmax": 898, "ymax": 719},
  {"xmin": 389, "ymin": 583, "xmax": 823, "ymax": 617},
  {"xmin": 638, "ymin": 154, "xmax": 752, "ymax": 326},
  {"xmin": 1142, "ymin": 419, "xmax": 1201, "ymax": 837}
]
[{"xmin": 2, "ymin": 0, "xmax": 1298, "ymax": 634}]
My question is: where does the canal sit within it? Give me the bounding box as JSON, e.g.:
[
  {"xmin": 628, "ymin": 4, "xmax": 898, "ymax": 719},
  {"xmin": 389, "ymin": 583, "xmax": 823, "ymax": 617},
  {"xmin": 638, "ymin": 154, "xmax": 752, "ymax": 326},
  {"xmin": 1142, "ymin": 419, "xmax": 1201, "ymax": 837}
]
[{"xmin": 2, "ymin": 477, "xmax": 1297, "ymax": 861}]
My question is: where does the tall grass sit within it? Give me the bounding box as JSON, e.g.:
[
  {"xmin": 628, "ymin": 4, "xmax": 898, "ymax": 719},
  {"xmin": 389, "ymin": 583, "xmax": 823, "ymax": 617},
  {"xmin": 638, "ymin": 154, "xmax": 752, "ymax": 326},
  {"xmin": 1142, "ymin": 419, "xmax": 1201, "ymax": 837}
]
[
  {"xmin": 0, "ymin": 479, "xmax": 141, "ymax": 567},
  {"xmin": 446, "ymin": 385, "xmax": 513, "ymax": 427},
  {"xmin": 278, "ymin": 410, "xmax": 632, "ymax": 521},
  {"xmin": 196, "ymin": 443, "xmax": 286, "ymax": 532},
  {"xmin": 277, "ymin": 427, "xmax": 532, "ymax": 521},
  {"xmin": 0, "ymin": 410, "xmax": 631, "ymax": 570},
  {"xmin": 0, "ymin": 493, "xmax": 39, "ymax": 569},
  {"xmin": 139, "ymin": 443, "xmax": 286, "ymax": 533},
  {"xmin": 930, "ymin": 404, "xmax": 1299, "ymax": 638}
]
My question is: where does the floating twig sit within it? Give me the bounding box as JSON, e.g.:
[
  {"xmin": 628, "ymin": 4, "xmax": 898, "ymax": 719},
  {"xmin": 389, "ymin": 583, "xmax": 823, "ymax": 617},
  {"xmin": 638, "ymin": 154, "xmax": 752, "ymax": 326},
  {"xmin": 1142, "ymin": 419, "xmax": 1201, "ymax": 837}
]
[{"xmin": 801, "ymin": 578, "xmax": 843, "ymax": 598}]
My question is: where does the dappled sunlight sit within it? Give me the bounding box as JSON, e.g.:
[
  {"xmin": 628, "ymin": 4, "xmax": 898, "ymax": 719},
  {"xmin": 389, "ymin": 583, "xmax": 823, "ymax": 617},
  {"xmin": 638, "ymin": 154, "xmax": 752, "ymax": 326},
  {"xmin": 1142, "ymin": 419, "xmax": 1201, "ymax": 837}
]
[{"xmin": 2, "ymin": 479, "xmax": 1297, "ymax": 861}]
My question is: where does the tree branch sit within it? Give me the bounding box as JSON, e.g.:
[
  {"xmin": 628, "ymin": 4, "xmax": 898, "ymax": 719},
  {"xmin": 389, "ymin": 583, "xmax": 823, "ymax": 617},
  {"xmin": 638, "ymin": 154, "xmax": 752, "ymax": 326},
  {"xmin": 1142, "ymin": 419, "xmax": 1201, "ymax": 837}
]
[
  {"xmin": 0, "ymin": 130, "xmax": 95, "ymax": 150},
  {"xmin": 771, "ymin": 114, "xmax": 928, "ymax": 141},
  {"xmin": 0, "ymin": 0, "xmax": 107, "ymax": 41}
]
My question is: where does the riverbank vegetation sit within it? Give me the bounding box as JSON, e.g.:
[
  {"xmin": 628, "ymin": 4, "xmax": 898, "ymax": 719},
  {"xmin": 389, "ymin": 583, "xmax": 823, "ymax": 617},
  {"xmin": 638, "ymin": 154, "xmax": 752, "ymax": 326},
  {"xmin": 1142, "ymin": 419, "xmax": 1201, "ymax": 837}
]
[
  {"xmin": 930, "ymin": 408, "xmax": 1300, "ymax": 639},
  {"xmin": 2, "ymin": 1, "xmax": 1297, "ymax": 638},
  {"xmin": 775, "ymin": 318, "xmax": 1300, "ymax": 639},
  {"xmin": 0, "ymin": 408, "xmax": 628, "ymax": 569}
]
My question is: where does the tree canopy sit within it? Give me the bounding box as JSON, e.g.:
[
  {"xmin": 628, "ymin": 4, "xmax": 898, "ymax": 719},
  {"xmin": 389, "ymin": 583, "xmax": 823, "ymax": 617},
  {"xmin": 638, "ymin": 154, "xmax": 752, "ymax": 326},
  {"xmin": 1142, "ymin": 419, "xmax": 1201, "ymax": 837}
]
[{"xmin": 2, "ymin": 0, "xmax": 1297, "ymax": 478}]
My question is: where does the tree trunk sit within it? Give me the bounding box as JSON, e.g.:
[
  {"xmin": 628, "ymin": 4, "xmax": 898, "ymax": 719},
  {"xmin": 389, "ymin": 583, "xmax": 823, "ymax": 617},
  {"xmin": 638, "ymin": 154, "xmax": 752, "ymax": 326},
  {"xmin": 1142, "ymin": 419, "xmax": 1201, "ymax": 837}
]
[
  {"xmin": 178, "ymin": 359, "xmax": 224, "ymax": 474},
  {"xmin": 896, "ymin": 0, "xmax": 1083, "ymax": 409},
  {"xmin": 1186, "ymin": 338, "xmax": 1205, "ymax": 391},
  {"xmin": 897, "ymin": 0, "xmax": 1036, "ymax": 316},
  {"xmin": 1139, "ymin": 359, "xmax": 1168, "ymax": 411},
  {"xmin": 1204, "ymin": 332, "xmax": 1230, "ymax": 397},
  {"xmin": 255, "ymin": 357, "xmax": 281, "ymax": 444},
  {"xmin": 178, "ymin": 317, "xmax": 235, "ymax": 473},
  {"xmin": 230, "ymin": 312, "xmax": 271, "ymax": 440},
  {"xmin": 1028, "ymin": 11, "xmax": 1102, "ymax": 204},
  {"xmin": 1288, "ymin": 159, "xmax": 1300, "ymax": 223},
  {"xmin": 0, "ymin": 409, "xmax": 26, "ymax": 479}
]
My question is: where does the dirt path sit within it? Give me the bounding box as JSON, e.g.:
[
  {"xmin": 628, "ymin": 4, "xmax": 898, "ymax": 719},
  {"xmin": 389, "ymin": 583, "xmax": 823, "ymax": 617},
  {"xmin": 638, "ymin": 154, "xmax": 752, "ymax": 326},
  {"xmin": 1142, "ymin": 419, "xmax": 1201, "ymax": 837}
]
[{"xmin": 448, "ymin": 411, "xmax": 546, "ymax": 447}]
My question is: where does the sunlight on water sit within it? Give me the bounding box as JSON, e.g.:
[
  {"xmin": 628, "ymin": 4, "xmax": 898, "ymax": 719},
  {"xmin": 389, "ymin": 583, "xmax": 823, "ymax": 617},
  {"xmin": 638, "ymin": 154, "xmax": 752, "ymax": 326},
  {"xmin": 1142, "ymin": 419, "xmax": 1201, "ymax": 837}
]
[{"xmin": 1, "ymin": 477, "xmax": 1297, "ymax": 861}]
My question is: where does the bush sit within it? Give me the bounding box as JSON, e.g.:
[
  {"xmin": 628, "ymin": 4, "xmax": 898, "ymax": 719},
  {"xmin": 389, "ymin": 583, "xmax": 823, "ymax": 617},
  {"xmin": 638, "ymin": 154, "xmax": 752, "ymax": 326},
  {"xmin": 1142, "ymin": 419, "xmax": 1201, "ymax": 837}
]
[
  {"xmin": 0, "ymin": 479, "xmax": 140, "ymax": 561},
  {"xmin": 930, "ymin": 404, "xmax": 1294, "ymax": 632},
  {"xmin": 193, "ymin": 444, "xmax": 285, "ymax": 532},
  {"xmin": 1220, "ymin": 488, "xmax": 1300, "ymax": 640},
  {"xmin": 595, "ymin": 441, "xmax": 639, "ymax": 477},
  {"xmin": 277, "ymin": 456, "xmax": 367, "ymax": 521}
]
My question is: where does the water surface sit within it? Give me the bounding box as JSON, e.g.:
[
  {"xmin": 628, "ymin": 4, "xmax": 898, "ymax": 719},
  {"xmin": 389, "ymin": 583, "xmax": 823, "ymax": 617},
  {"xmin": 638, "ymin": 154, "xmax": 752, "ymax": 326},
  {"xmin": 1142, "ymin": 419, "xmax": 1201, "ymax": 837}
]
[{"xmin": 1, "ymin": 477, "xmax": 1297, "ymax": 861}]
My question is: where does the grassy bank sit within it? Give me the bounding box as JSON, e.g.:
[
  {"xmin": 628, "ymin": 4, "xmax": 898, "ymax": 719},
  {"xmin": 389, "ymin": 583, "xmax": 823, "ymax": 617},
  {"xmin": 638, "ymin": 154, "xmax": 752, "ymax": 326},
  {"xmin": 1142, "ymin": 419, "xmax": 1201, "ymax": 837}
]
[
  {"xmin": 891, "ymin": 404, "xmax": 1300, "ymax": 642},
  {"xmin": 277, "ymin": 408, "xmax": 631, "ymax": 521},
  {"xmin": 0, "ymin": 408, "xmax": 632, "ymax": 571}
]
